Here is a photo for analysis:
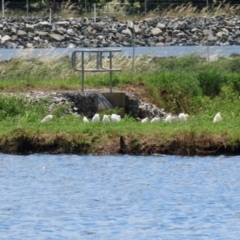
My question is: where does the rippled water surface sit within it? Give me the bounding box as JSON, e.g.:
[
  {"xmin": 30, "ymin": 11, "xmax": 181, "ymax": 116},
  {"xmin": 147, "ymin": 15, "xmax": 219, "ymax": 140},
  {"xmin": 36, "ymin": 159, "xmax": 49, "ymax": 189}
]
[
  {"xmin": 1, "ymin": 45, "xmax": 240, "ymax": 60},
  {"xmin": 1, "ymin": 154, "xmax": 240, "ymax": 239}
]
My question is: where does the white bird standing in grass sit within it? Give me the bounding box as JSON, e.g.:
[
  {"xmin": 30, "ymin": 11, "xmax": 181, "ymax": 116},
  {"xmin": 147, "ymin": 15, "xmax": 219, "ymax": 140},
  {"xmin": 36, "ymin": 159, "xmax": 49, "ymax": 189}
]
[
  {"xmin": 178, "ymin": 113, "xmax": 189, "ymax": 121},
  {"xmin": 111, "ymin": 113, "xmax": 121, "ymax": 122},
  {"xmin": 164, "ymin": 113, "xmax": 178, "ymax": 122},
  {"xmin": 141, "ymin": 117, "xmax": 149, "ymax": 123},
  {"xmin": 102, "ymin": 114, "xmax": 111, "ymax": 122},
  {"xmin": 83, "ymin": 116, "xmax": 89, "ymax": 123},
  {"xmin": 164, "ymin": 114, "xmax": 173, "ymax": 122},
  {"xmin": 213, "ymin": 112, "xmax": 222, "ymax": 123},
  {"xmin": 151, "ymin": 116, "xmax": 160, "ymax": 123},
  {"xmin": 40, "ymin": 114, "xmax": 55, "ymax": 123},
  {"xmin": 92, "ymin": 113, "xmax": 100, "ymax": 122}
]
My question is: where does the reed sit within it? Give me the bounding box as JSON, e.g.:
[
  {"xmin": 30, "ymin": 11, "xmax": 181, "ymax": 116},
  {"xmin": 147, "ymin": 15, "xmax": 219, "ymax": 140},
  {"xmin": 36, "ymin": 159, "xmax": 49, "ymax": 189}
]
[{"xmin": 3, "ymin": 0, "xmax": 240, "ymax": 19}]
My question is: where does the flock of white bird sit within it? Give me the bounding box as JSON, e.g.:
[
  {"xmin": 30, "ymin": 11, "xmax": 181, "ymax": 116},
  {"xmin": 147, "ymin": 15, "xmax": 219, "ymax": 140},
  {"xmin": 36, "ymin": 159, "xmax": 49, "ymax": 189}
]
[
  {"xmin": 83, "ymin": 113, "xmax": 122, "ymax": 123},
  {"xmin": 39, "ymin": 112, "xmax": 222, "ymax": 124},
  {"xmin": 140, "ymin": 112, "xmax": 189, "ymax": 123}
]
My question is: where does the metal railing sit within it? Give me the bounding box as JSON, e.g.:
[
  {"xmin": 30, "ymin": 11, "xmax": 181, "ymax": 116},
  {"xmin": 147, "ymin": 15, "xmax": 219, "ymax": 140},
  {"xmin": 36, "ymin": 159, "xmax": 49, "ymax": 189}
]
[{"xmin": 71, "ymin": 49, "xmax": 122, "ymax": 93}]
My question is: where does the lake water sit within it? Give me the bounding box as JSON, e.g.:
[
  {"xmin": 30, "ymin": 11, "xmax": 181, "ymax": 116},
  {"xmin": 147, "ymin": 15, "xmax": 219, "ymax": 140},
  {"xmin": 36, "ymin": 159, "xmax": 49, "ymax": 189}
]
[
  {"xmin": 1, "ymin": 154, "xmax": 240, "ymax": 240},
  {"xmin": 1, "ymin": 45, "xmax": 240, "ymax": 60}
]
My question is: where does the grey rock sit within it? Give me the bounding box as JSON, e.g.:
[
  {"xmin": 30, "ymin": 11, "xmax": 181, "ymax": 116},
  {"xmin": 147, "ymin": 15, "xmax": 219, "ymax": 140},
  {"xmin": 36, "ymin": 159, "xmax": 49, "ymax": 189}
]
[
  {"xmin": 122, "ymin": 28, "xmax": 132, "ymax": 36},
  {"xmin": 151, "ymin": 27, "xmax": 162, "ymax": 36},
  {"xmin": 1, "ymin": 35, "xmax": 11, "ymax": 43},
  {"xmin": 49, "ymin": 33, "xmax": 65, "ymax": 41},
  {"xmin": 25, "ymin": 24, "xmax": 35, "ymax": 33},
  {"xmin": 17, "ymin": 30, "xmax": 27, "ymax": 36}
]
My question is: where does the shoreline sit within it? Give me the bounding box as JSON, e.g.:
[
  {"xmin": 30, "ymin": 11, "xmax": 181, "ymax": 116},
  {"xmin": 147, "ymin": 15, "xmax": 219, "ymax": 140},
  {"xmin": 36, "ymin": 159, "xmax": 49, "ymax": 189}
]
[{"xmin": 1, "ymin": 128, "xmax": 238, "ymax": 156}]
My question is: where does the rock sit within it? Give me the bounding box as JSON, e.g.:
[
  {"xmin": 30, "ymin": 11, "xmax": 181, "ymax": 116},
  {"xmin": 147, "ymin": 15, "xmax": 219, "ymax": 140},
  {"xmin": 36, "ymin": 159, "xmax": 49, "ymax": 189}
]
[
  {"xmin": 133, "ymin": 24, "xmax": 140, "ymax": 34},
  {"xmin": 25, "ymin": 24, "xmax": 35, "ymax": 33},
  {"xmin": 49, "ymin": 33, "xmax": 65, "ymax": 41},
  {"xmin": 122, "ymin": 28, "xmax": 132, "ymax": 36},
  {"xmin": 27, "ymin": 42, "xmax": 33, "ymax": 48},
  {"xmin": 156, "ymin": 23, "xmax": 165, "ymax": 29},
  {"xmin": 1, "ymin": 35, "xmax": 11, "ymax": 43},
  {"xmin": 6, "ymin": 42, "xmax": 18, "ymax": 48},
  {"xmin": 17, "ymin": 30, "xmax": 27, "ymax": 36},
  {"xmin": 11, "ymin": 35, "xmax": 18, "ymax": 41},
  {"xmin": 156, "ymin": 42, "xmax": 165, "ymax": 46},
  {"xmin": 151, "ymin": 27, "xmax": 162, "ymax": 36}
]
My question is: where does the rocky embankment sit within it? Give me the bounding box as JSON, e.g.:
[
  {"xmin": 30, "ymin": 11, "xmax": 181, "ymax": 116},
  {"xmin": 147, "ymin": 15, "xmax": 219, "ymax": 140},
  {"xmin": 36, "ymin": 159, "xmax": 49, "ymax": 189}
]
[
  {"xmin": 20, "ymin": 91, "xmax": 166, "ymax": 119},
  {"xmin": 0, "ymin": 15, "xmax": 240, "ymax": 48}
]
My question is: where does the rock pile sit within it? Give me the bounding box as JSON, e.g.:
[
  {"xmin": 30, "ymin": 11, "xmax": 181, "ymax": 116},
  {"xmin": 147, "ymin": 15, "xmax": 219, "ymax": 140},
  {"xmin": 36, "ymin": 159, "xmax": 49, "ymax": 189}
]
[
  {"xmin": 22, "ymin": 91, "xmax": 166, "ymax": 119},
  {"xmin": 0, "ymin": 15, "xmax": 240, "ymax": 48}
]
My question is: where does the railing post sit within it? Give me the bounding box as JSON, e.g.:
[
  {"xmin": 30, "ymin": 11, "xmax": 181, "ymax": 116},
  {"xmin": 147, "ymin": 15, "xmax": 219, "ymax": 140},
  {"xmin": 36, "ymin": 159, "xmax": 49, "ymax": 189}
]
[
  {"xmin": 132, "ymin": 36, "xmax": 135, "ymax": 72},
  {"xmin": 206, "ymin": 0, "xmax": 209, "ymax": 62},
  {"xmin": 110, "ymin": 51, "xmax": 113, "ymax": 93},
  {"xmin": 2, "ymin": 0, "xmax": 5, "ymax": 18},
  {"xmin": 26, "ymin": 0, "xmax": 29, "ymax": 17},
  {"xmin": 49, "ymin": 7, "xmax": 52, "ymax": 24},
  {"xmin": 93, "ymin": 3, "xmax": 96, "ymax": 23},
  {"xmin": 81, "ymin": 52, "xmax": 84, "ymax": 92}
]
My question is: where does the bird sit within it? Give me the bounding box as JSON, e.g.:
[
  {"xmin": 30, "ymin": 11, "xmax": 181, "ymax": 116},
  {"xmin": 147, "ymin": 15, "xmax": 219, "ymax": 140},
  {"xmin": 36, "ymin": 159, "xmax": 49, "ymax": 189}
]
[
  {"xmin": 83, "ymin": 116, "xmax": 89, "ymax": 123},
  {"xmin": 92, "ymin": 113, "xmax": 100, "ymax": 122},
  {"xmin": 102, "ymin": 114, "xmax": 111, "ymax": 122},
  {"xmin": 151, "ymin": 116, "xmax": 160, "ymax": 123},
  {"xmin": 213, "ymin": 112, "xmax": 222, "ymax": 123},
  {"xmin": 178, "ymin": 113, "xmax": 189, "ymax": 121},
  {"xmin": 40, "ymin": 114, "xmax": 55, "ymax": 123},
  {"xmin": 110, "ymin": 113, "xmax": 121, "ymax": 122},
  {"xmin": 164, "ymin": 113, "xmax": 178, "ymax": 122},
  {"xmin": 141, "ymin": 117, "xmax": 149, "ymax": 123}
]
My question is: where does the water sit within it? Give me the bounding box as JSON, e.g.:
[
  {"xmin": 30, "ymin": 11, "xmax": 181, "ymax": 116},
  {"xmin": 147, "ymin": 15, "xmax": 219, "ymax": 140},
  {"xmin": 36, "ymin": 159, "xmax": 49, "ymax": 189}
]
[
  {"xmin": 1, "ymin": 154, "xmax": 240, "ymax": 240},
  {"xmin": 0, "ymin": 45, "xmax": 240, "ymax": 60}
]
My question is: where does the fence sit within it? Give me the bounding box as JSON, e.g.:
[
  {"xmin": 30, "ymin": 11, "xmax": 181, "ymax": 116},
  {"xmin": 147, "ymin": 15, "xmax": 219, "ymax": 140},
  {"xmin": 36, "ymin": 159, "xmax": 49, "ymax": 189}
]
[{"xmin": 1, "ymin": 1, "xmax": 239, "ymax": 18}]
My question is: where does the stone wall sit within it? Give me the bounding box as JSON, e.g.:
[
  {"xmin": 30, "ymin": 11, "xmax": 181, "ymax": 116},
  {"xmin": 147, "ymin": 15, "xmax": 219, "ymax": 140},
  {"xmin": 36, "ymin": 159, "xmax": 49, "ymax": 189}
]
[{"xmin": 0, "ymin": 16, "xmax": 240, "ymax": 48}]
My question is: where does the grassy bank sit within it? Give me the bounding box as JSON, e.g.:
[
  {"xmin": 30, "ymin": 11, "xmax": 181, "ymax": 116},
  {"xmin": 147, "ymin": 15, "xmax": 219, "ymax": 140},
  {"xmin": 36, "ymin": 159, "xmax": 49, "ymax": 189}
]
[{"xmin": 1, "ymin": 52, "xmax": 240, "ymax": 155}]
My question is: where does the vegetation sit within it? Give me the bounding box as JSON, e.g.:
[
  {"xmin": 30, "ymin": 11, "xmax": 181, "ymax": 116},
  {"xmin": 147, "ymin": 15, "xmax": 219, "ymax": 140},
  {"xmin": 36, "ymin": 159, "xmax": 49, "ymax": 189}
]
[
  {"xmin": 3, "ymin": 0, "xmax": 240, "ymax": 18},
  {"xmin": 0, "ymin": 52, "xmax": 240, "ymax": 155}
]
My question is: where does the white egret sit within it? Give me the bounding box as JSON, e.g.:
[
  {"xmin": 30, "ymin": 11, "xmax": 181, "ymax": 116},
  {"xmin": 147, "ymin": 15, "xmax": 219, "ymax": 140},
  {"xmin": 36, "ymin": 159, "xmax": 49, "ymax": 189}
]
[
  {"xmin": 164, "ymin": 114, "xmax": 172, "ymax": 122},
  {"xmin": 165, "ymin": 114, "xmax": 178, "ymax": 122},
  {"xmin": 213, "ymin": 112, "xmax": 222, "ymax": 123},
  {"xmin": 141, "ymin": 117, "xmax": 149, "ymax": 123},
  {"xmin": 83, "ymin": 116, "xmax": 89, "ymax": 123},
  {"xmin": 178, "ymin": 113, "xmax": 189, "ymax": 121},
  {"xmin": 151, "ymin": 117, "xmax": 160, "ymax": 123},
  {"xmin": 111, "ymin": 113, "xmax": 121, "ymax": 122},
  {"xmin": 102, "ymin": 114, "xmax": 111, "ymax": 122},
  {"xmin": 40, "ymin": 114, "xmax": 55, "ymax": 123},
  {"xmin": 92, "ymin": 113, "xmax": 100, "ymax": 122}
]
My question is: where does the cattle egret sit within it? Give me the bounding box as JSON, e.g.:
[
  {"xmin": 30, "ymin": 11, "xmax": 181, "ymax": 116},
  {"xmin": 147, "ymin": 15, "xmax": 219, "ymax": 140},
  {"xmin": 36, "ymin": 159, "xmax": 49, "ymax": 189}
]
[
  {"xmin": 165, "ymin": 114, "xmax": 172, "ymax": 122},
  {"xmin": 111, "ymin": 113, "xmax": 121, "ymax": 122},
  {"xmin": 165, "ymin": 114, "xmax": 178, "ymax": 122},
  {"xmin": 178, "ymin": 113, "xmax": 189, "ymax": 121},
  {"xmin": 141, "ymin": 117, "xmax": 149, "ymax": 123},
  {"xmin": 92, "ymin": 113, "xmax": 100, "ymax": 122},
  {"xmin": 102, "ymin": 114, "xmax": 111, "ymax": 122},
  {"xmin": 213, "ymin": 112, "xmax": 222, "ymax": 123},
  {"xmin": 40, "ymin": 114, "xmax": 55, "ymax": 123},
  {"xmin": 83, "ymin": 116, "xmax": 89, "ymax": 123},
  {"xmin": 151, "ymin": 117, "xmax": 160, "ymax": 123}
]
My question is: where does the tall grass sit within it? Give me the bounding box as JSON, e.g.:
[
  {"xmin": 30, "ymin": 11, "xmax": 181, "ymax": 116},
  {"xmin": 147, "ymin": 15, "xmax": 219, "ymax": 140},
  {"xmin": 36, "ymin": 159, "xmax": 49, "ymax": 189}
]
[{"xmin": 3, "ymin": 0, "xmax": 240, "ymax": 19}]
